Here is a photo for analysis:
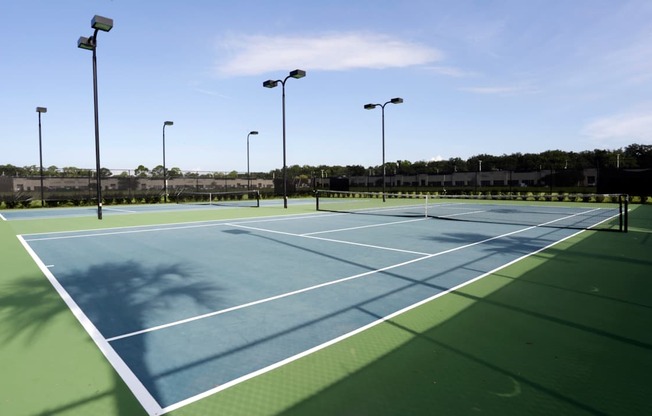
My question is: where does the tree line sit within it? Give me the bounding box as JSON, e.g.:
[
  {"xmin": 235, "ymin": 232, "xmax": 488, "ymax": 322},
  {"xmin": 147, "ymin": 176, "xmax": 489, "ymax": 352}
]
[{"xmin": 2, "ymin": 143, "xmax": 650, "ymax": 179}]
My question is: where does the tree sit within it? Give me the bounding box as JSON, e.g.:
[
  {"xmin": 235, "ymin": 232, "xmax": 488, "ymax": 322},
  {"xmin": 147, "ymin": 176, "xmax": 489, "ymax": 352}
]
[
  {"xmin": 0, "ymin": 164, "xmax": 21, "ymax": 176},
  {"xmin": 62, "ymin": 166, "xmax": 91, "ymax": 177},
  {"xmin": 46, "ymin": 165, "xmax": 59, "ymax": 176},
  {"xmin": 624, "ymin": 143, "xmax": 652, "ymax": 168},
  {"xmin": 135, "ymin": 165, "xmax": 149, "ymax": 177},
  {"xmin": 168, "ymin": 167, "xmax": 183, "ymax": 178},
  {"xmin": 346, "ymin": 165, "xmax": 367, "ymax": 176},
  {"xmin": 424, "ymin": 160, "xmax": 445, "ymax": 174},
  {"xmin": 467, "ymin": 154, "xmax": 502, "ymax": 171},
  {"xmin": 396, "ymin": 160, "xmax": 416, "ymax": 175},
  {"xmin": 151, "ymin": 165, "xmax": 164, "ymax": 178},
  {"xmin": 440, "ymin": 157, "xmax": 466, "ymax": 173}
]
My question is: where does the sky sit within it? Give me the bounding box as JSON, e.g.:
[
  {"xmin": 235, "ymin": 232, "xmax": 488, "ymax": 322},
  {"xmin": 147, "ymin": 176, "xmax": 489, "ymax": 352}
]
[{"xmin": 1, "ymin": 0, "xmax": 651, "ymax": 174}]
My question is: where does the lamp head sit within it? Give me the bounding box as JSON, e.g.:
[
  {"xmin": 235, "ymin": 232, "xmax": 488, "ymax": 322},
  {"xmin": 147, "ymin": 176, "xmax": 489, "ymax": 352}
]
[
  {"xmin": 91, "ymin": 15, "xmax": 113, "ymax": 32},
  {"xmin": 36, "ymin": 107, "xmax": 47, "ymax": 113},
  {"xmin": 263, "ymin": 80, "xmax": 279, "ymax": 88},
  {"xmin": 164, "ymin": 121, "xmax": 174, "ymax": 126},
  {"xmin": 390, "ymin": 97, "xmax": 404, "ymax": 104},
  {"xmin": 364, "ymin": 104, "xmax": 377, "ymax": 110},
  {"xmin": 289, "ymin": 69, "xmax": 306, "ymax": 79},
  {"xmin": 77, "ymin": 36, "xmax": 94, "ymax": 50},
  {"xmin": 249, "ymin": 131, "xmax": 259, "ymax": 135}
]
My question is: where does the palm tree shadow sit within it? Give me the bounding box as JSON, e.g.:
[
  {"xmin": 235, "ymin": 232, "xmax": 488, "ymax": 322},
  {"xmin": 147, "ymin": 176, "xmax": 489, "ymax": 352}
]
[
  {"xmin": 0, "ymin": 273, "xmax": 68, "ymax": 344},
  {"xmin": 64, "ymin": 261, "xmax": 224, "ymax": 338},
  {"xmin": 0, "ymin": 260, "xmax": 223, "ymax": 415}
]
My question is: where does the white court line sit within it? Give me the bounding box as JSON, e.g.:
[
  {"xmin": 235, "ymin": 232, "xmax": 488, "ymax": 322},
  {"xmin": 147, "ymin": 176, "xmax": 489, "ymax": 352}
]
[
  {"xmin": 22, "ymin": 214, "xmax": 332, "ymax": 242},
  {"xmin": 301, "ymin": 217, "xmax": 427, "ymax": 236},
  {"xmin": 22, "ymin": 222, "xmax": 226, "ymax": 241},
  {"xmin": 20, "ymin": 210, "xmax": 333, "ymax": 240},
  {"xmin": 0, "ymin": 212, "xmax": 6, "ymax": 221},
  {"xmin": 439, "ymin": 210, "xmax": 487, "ymax": 218},
  {"xmin": 225, "ymin": 222, "xmax": 431, "ymax": 256},
  {"xmin": 21, "ymin": 210, "xmax": 413, "ymax": 244},
  {"xmin": 104, "ymin": 207, "xmax": 139, "ymax": 213}
]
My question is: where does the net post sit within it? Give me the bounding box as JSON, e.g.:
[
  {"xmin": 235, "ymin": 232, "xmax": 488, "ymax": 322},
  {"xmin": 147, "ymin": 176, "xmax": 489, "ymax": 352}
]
[
  {"xmin": 315, "ymin": 190, "xmax": 320, "ymax": 211},
  {"xmin": 254, "ymin": 190, "xmax": 260, "ymax": 208},
  {"xmin": 624, "ymin": 194, "xmax": 628, "ymax": 233},
  {"xmin": 619, "ymin": 194, "xmax": 623, "ymax": 232},
  {"xmin": 424, "ymin": 194, "xmax": 428, "ymax": 218}
]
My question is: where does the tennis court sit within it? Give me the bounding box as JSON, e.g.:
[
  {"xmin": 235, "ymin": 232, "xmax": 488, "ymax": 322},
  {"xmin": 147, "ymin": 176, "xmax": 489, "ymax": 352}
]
[{"xmin": 2, "ymin": 196, "xmax": 651, "ymax": 416}]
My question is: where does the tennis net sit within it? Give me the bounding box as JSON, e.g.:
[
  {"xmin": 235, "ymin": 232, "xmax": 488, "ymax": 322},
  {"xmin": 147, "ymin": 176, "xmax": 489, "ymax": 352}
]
[
  {"xmin": 175, "ymin": 190, "xmax": 260, "ymax": 207},
  {"xmin": 315, "ymin": 190, "xmax": 628, "ymax": 232}
]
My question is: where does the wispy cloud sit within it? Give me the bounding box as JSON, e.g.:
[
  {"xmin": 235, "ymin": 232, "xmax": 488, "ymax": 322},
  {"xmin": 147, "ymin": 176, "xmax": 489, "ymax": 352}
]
[
  {"xmin": 582, "ymin": 110, "xmax": 652, "ymax": 144},
  {"xmin": 459, "ymin": 85, "xmax": 541, "ymax": 95},
  {"xmin": 193, "ymin": 88, "xmax": 230, "ymax": 98},
  {"xmin": 215, "ymin": 32, "xmax": 442, "ymax": 76},
  {"xmin": 599, "ymin": 28, "xmax": 652, "ymax": 86},
  {"xmin": 425, "ymin": 65, "xmax": 477, "ymax": 78}
]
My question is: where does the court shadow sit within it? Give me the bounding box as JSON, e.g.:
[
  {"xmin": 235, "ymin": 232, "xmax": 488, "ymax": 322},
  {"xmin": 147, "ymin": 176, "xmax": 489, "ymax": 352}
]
[
  {"xmin": 272, "ymin": 224, "xmax": 652, "ymax": 416},
  {"xmin": 422, "ymin": 225, "xmax": 582, "ymax": 255}
]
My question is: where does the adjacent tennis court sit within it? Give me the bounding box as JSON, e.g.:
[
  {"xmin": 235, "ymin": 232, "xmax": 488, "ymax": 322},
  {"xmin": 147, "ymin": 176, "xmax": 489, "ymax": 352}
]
[{"xmin": 14, "ymin": 194, "xmax": 629, "ymax": 415}]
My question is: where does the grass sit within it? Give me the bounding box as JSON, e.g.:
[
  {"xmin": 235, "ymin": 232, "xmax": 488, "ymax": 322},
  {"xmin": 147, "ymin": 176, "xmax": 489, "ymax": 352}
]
[{"xmin": 1, "ymin": 203, "xmax": 650, "ymax": 415}]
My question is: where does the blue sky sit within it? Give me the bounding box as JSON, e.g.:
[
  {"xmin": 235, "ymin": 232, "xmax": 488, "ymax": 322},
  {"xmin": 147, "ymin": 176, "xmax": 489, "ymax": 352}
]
[{"xmin": 1, "ymin": 0, "xmax": 651, "ymax": 173}]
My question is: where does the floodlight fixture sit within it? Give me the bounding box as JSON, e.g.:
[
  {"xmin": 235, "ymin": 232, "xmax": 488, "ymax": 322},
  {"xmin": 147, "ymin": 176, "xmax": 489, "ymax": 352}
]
[
  {"xmin": 78, "ymin": 15, "xmax": 113, "ymax": 219},
  {"xmin": 77, "ymin": 36, "xmax": 94, "ymax": 50},
  {"xmin": 262, "ymin": 69, "xmax": 307, "ymax": 208},
  {"xmin": 363, "ymin": 97, "xmax": 404, "ymax": 201},
  {"xmin": 91, "ymin": 15, "xmax": 114, "ymax": 32},
  {"xmin": 263, "ymin": 80, "xmax": 279, "ymax": 88},
  {"xmin": 163, "ymin": 121, "xmax": 174, "ymax": 202},
  {"xmin": 289, "ymin": 69, "xmax": 306, "ymax": 79},
  {"xmin": 36, "ymin": 106, "xmax": 47, "ymax": 206}
]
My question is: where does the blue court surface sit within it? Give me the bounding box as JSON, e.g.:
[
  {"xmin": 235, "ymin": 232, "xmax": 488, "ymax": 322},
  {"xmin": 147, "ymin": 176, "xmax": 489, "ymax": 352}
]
[{"xmin": 18, "ymin": 208, "xmax": 598, "ymax": 415}]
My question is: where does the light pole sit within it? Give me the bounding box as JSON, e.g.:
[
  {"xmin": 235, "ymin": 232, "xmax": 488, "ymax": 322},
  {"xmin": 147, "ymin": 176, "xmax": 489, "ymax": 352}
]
[
  {"xmin": 36, "ymin": 107, "xmax": 47, "ymax": 206},
  {"xmin": 163, "ymin": 121, "xmax": 174, "ymax": 202},
  {"xmin": 246, "ymin": 131, "xmax": 259, "ymax": 190},
  {"xmin": 78, "ymin": 15, "xmax": 113, "ymax": 220},
  {"xmin": 263, "ymin": 69, "xmax": 306, "ymax": 208},
  {"xmin": 476, "ymin": 159, "xmax": 482, "ymax": 192},
  {"xmin": 364, "ymin": 97, "xmax": 403, "ymax": 202}
]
